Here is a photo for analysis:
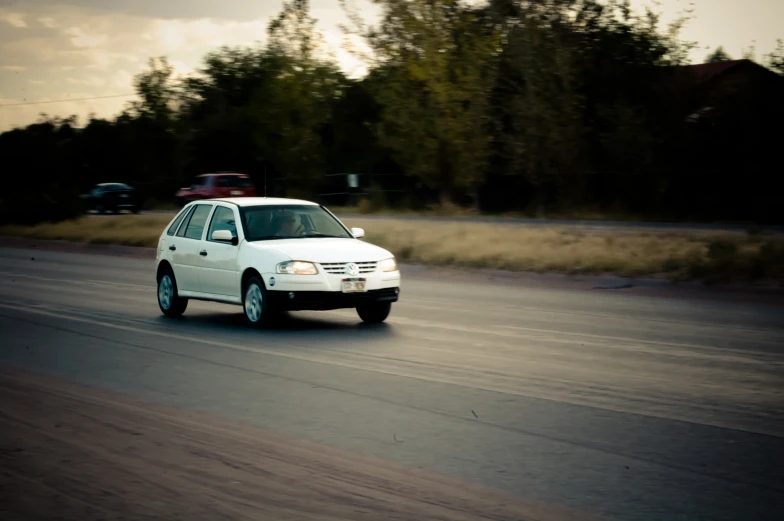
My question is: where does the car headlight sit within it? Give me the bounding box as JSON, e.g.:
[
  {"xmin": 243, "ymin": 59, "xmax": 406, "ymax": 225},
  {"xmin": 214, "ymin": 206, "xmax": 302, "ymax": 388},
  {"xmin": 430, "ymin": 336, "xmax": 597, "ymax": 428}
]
[
  {"xmin": 277, "ymin": 261, "xmax": 318, "ymax": 275},
  {"xmin": 379, "ymin": 257, "xmax": 398, "ymax": 272}
]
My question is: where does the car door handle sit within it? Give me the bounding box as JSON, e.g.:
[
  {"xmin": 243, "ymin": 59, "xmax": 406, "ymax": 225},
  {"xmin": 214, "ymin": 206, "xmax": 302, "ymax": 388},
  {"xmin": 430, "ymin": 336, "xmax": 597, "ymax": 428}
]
[
  {"xmin": 199, "ymin": 250, "xmax": 208, "ymax": 256},
  {"xmin": 169, "ymin": 245, "xmax": 176, "ymax": 251}
]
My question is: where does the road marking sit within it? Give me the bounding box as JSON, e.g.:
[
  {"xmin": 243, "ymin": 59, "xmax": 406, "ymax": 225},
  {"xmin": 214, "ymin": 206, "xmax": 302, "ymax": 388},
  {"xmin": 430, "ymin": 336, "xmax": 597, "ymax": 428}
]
[
  {"xmin": 495, "ymin": 324, "xmax": 734, "ymax": 352},
  {"xmin": 2, "ymin": 268, "xmax": 779, "ymax": 362},
  {"xmin": 2, "ymin": 301, "xmax": 782, "ymax": 441},
  {"xmin": 398, "ymin": 297, "xmax": 784, "ymax": 337},
  {"xmin": 0, "ymin": 302, "xmax": 488, "ymax": 386},
  {"xmin": 321, "ymin": 310, "xmax": 776, "ymax": 365},
  {"xmin": 0, "ymin": 301, "xmax": 718, "ymax": 398}
]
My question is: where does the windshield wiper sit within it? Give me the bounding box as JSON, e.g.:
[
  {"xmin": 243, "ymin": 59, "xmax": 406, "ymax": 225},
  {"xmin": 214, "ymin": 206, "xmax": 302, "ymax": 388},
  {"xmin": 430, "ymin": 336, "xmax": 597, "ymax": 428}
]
[{"xmin": 298, "ymin": 233, "xmax": 343, "ymax": 238}]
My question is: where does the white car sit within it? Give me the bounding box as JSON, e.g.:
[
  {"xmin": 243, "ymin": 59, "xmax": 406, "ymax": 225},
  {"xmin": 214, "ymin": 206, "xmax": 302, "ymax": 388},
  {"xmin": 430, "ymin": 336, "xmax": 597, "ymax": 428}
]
[{"xmin": 154, "ymin": 197, "xmax": 401, "ymax": 327}]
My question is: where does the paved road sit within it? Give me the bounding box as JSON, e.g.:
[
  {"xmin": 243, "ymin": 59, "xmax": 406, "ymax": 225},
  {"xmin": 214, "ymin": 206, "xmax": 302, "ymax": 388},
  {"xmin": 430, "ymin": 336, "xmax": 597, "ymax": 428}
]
[{"xmin": 0, "ymin": 245, "xmax": 783, "ymax": 520}]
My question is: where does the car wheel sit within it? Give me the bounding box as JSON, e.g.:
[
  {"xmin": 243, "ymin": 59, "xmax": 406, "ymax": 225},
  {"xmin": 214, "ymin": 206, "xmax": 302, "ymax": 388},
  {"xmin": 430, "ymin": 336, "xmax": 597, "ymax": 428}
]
[
  {"xmin": 242, "ymin": 276, "xmax": 273, "ymax": 328},
  {"xmin": 158, "ymin": 269, "xmax": 188, "ymax": 317},
  {"xmin": 357, "ymin": 302, "xmax": 391, "ymax": 324}
]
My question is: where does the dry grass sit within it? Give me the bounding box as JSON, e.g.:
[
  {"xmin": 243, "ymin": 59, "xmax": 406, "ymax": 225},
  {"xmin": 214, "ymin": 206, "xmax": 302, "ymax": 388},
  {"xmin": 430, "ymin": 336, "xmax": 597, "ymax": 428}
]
[
  {"xmin": 344, "ymin": 219, "xmax": 784, "ymax": 281},
  {"xmin": 2, "ymin": 215, "xmax": 783, "ymax": 282},
  {"xmin": 0, "ymin": 216, "xmax": 166, "ymax": 248}
]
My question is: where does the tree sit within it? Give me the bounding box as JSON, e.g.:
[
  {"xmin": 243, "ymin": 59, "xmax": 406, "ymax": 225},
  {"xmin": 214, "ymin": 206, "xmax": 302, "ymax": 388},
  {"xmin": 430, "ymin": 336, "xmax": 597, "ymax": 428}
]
[
  {"xmin": 259, "ymin": 0, "xmax": 346, "ymax": 197},
  {"xmin": 764, "ymin": 39, "xmax": 784, "ymax": 75},
  {"xmin": 0, "ymin": 115, "xmax": 86, "ymax": 223},
  {"xmin": 705, "ymin": 46, "xmax": 732, "ymax": 63},
  {"xmin": 127, "ymin": 56, "xmax": 181, "ymax": 196},
  {"xmin": 131, "ymin": 57, "xmax": 177, "ymax": 125},
  {"xmin": 483, "ymin": 0, "xmax": 691, "ymax": 213},
  {"xmin": 267, "ymin": 0, "xmax": 323, "ymax": 63},
  {"xmin": 5, "ymin": 0, "xmax": 780, "ymax": 224},
  {"xmin": 352, "ymin": 0, "xmax": 500, "ymax": 205}
]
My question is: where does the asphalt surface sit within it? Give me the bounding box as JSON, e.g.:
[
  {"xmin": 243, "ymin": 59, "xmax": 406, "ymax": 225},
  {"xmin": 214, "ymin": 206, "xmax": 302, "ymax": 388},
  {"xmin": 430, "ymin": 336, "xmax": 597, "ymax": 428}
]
[{"xmin": 0, "ymin": 244, "xmax": 783, "ymax": 520}]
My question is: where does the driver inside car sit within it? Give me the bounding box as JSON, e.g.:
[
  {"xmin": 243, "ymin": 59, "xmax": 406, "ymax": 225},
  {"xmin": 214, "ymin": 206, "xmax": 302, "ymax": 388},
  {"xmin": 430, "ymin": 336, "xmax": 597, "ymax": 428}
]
[{"xmin": 275, "ymin": 211, "xmax": 300, "ymax": 237}]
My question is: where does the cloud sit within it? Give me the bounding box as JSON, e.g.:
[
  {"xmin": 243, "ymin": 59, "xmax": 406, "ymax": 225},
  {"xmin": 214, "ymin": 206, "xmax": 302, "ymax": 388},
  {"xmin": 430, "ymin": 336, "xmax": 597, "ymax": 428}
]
[
  {"xmin": 0, "ymin": 11, "xmax": 27, "ymax": 28},
  {"xmin": 143, "ymin": 18, "xmax": 268, "ymax": 52},
  {"xmin": 0, "ymin": 94, "xmax": 133, "ymax": 131},
  {"xmin": 0, "ymin": 1, "xmax": 377, "ymax": 130},
  {"xmin": 112, "ymin": 69, "xmax": 133, "ymax": 90},
  {"xmin": 67, "ymin": 75, "xmax": 106, "ymax": 87},
  {"xmin": 168, "ymin": 59, "xmax": 195, "ymax": 79},
  {"xmin": 38, "ymin": 17, "xmax": 57, "ymax": 29},
  {"xmin": 65, "ymin": 26, "xmax": 108, "ymax": 48}
]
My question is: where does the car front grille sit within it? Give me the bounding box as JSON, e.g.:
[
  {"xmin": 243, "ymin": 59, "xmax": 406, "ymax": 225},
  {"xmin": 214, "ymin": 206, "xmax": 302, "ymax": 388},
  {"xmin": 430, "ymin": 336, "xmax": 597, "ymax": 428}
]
[{"xmin": 320, "ymin": 261, "xmax": 378, "ymax": 275}]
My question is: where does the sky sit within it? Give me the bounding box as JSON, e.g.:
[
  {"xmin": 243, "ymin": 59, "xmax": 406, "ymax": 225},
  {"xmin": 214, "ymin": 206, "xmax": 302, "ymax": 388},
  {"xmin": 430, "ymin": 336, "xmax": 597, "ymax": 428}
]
[{"xmin": 0, "ymin": 0, "xmax": 782, "ymax": 131}]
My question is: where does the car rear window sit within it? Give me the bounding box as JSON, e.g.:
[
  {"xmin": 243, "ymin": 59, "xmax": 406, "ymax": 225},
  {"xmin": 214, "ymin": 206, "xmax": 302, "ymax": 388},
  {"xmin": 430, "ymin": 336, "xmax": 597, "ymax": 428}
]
[{"xmin": 167, "ymin": 207, "xmax": 193, "ymax": 236}]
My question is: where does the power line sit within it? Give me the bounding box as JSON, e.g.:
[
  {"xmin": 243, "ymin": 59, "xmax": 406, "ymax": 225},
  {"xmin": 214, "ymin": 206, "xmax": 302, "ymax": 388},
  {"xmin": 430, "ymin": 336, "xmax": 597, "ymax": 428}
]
[{"xmin": 0, "ymin": 93, "xmax": 136, "ymax": 108}]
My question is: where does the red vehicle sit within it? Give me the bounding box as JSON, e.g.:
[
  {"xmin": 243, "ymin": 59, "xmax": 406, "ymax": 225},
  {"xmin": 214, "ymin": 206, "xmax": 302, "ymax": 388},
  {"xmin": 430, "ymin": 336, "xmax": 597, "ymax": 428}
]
[{"xmin": 175, "ymin": 173, "xmax": 256, "ymax": 206}]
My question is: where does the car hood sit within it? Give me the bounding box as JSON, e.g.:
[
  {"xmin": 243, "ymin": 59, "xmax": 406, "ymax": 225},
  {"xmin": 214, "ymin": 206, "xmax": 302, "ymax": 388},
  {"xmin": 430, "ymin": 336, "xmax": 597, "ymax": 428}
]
[{"xmin": 245, "ymin": 238, "xmax": 393, "ymax": 263}]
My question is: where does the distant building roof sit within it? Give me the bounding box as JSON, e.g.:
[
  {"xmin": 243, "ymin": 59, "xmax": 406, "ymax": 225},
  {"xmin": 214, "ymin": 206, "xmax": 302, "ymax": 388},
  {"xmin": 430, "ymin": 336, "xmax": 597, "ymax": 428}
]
[{"xmin": 676, "ymin": 59, "xmax": 782, "ymax": 87}]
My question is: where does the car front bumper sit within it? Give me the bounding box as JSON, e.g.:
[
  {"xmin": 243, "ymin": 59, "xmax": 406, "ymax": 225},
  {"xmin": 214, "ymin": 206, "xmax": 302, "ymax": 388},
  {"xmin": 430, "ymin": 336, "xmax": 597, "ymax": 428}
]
[
  {"xmin": 267, "ymin": 287, "xmax": 400, "ymax": 311},
  {"xmin": 262, "ymin": 269, "xmax": 401, "ymax": 311}
]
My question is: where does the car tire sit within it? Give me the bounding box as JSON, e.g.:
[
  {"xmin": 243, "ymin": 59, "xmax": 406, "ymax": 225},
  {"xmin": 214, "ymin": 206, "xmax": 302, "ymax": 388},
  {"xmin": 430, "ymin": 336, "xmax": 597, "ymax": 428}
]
[
  {"xmin": 357, "ymin": 302, "xmax": 391, "ymax": 324},
  {"xmin": 157, "ymin": 268, "xmax": 188, "ymax": 317},
  {"xmin": 242, "ymin": 276, "xmax": 273, "ymax": 328}
]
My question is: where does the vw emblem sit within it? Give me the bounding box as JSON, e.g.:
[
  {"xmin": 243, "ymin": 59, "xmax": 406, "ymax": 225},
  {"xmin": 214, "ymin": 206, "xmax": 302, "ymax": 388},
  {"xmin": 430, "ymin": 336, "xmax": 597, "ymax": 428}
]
[{"xmin": 346, "ymin": 263, "xmax": 359, "ymax": 276}]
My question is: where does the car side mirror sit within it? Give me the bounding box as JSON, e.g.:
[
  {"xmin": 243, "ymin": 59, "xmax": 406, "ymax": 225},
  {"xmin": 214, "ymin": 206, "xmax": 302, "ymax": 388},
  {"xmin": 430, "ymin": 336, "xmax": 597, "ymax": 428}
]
[
  {"xmin": 351, "ymin": 227, "xmax": 365, "ymax": 239},
  {"xmin": 212, "ymin": 229, "xmax": 238, "ymax": 245}
]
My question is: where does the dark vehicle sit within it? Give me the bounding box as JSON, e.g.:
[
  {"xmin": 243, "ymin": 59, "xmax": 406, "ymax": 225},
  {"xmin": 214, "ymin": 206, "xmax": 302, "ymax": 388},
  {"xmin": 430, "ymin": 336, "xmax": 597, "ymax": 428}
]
[
  {"xmin": 174, "ymin": 173, "xmax": 256, "ymax": 207},
  {"xmin": 82, "ymin": 183, "xmax": 141, "ymax": 214}
]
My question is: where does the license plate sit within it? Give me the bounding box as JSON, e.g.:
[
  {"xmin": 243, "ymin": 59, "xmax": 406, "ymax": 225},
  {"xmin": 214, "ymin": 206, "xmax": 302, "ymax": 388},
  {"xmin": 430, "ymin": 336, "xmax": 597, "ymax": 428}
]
[
  {"xmin": 231, "ymin": 190, "xmax": 243, "ymax": 196},
  {"xmin": 342, "ymin": 278, "xmax": 367, "ymax": 293}
]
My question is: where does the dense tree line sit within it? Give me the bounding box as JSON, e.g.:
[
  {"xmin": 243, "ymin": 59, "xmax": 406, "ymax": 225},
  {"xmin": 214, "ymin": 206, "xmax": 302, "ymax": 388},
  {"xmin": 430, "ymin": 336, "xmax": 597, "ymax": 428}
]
[{"xmin": 1, "ymin": 0, "xmax": 782, "ymax": 225}]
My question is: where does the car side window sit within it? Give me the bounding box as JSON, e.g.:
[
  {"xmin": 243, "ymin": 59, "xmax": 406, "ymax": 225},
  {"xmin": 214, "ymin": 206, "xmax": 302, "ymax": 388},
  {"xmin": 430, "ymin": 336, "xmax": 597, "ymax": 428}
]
[
  {"xmin": 176, "ymin": 207, "xmax": 195, "ymax": 237},
  {"xmin": 207, "ymin": 206, "xmax": 237, "ymax": 242},
  {"xmin": 167, "ymin": 207, "xmax": 192, "ymax": 236},
  {"xmin": 181, "ymin": 204, "xmax": 212, "ymax": 240}
]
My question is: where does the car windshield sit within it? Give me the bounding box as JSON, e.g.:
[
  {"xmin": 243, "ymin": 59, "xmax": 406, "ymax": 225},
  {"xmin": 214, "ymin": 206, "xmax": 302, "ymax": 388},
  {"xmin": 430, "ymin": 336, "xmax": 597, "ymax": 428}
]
[{"xmin": 240, "ymin": 205, "xmax": 353, "ymax": 241}]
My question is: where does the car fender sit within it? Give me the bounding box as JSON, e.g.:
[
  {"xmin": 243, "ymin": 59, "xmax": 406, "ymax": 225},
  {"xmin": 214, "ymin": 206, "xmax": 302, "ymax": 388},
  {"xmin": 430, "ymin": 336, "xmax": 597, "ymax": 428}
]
[{"xmin": 237, "ymin": 241, "xmax": 292, "ymax": 290}]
